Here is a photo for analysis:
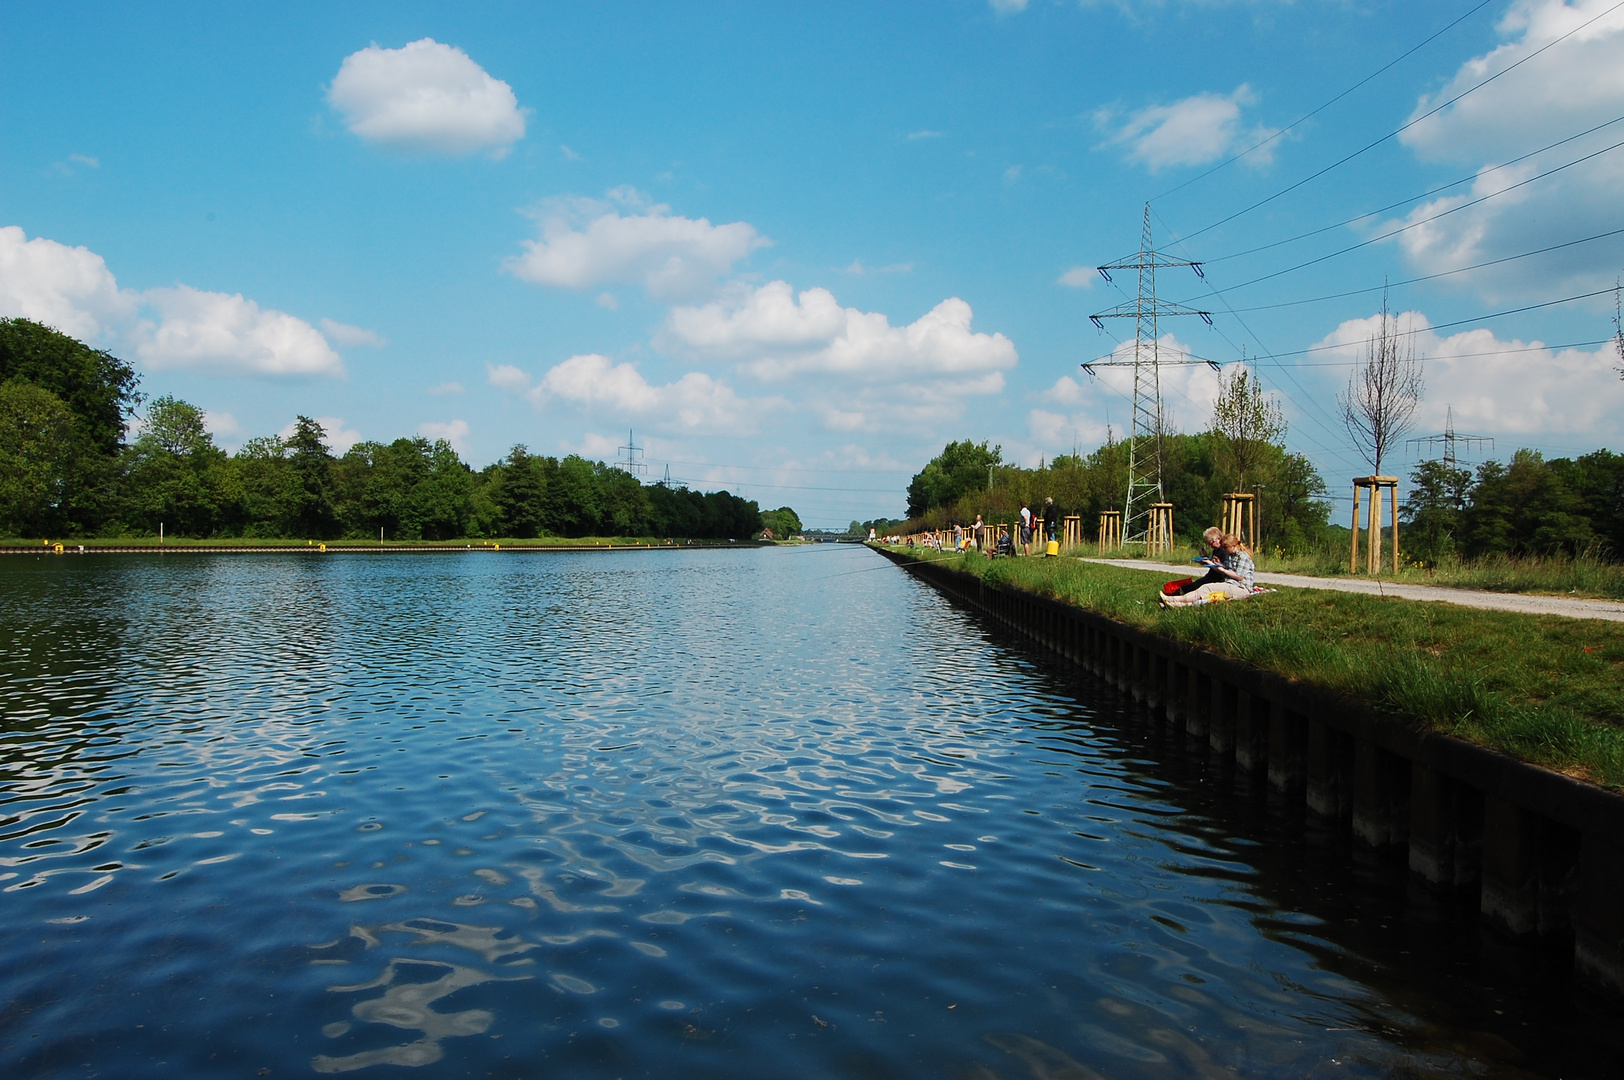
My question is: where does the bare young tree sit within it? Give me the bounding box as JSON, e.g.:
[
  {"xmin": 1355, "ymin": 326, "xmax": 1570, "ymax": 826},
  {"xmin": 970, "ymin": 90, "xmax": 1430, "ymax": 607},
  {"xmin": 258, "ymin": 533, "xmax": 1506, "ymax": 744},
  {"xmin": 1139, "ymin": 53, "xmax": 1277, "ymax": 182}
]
[
  {"xmin": 1208, "ymin": 363, "xmax": 1285, "ymax": 488},
  {"xmin": 1340, "ymin": 292, "xmax": 1423, "ymax": 476}
]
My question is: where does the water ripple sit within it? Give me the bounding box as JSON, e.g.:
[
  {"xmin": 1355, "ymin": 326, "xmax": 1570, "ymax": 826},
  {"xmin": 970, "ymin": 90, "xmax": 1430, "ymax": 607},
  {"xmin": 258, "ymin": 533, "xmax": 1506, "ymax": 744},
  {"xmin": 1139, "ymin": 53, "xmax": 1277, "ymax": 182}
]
[{"xmin": 0, "ymin": 549, "xmax": 1612, "ymax": 1079}]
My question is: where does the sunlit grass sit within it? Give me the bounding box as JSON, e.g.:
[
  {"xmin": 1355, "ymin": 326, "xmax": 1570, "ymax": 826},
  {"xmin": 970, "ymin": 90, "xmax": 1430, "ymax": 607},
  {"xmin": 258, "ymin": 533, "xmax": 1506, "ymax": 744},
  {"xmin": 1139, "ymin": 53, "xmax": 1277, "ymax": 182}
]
[
  {"xmin": 892, "ymin": 547, "xmax": 1624, "ymax": 788},
  {"xmin": 1084, "ymin": 543, "xmax": 1624, "ymax": 600}
]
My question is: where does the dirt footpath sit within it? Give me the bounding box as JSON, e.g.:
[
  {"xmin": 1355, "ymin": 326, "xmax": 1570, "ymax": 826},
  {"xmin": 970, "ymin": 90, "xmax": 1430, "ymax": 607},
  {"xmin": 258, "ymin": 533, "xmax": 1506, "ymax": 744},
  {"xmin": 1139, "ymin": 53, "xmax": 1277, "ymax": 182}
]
[{"xmin": 1079, "ymin": 558, "xmax": 1624, "ymax": 624}]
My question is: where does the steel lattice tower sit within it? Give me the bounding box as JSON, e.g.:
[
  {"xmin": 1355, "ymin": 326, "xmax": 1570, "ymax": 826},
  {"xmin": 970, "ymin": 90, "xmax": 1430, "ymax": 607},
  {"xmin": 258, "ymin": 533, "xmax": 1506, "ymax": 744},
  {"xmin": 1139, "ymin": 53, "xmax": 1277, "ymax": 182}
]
[
  {"xmin": 1087, "ymin": 205, "xmax": 1212, "ymax": 547},
  {"xmin": 1407, "ymin": 405, "xmax": 1492, "ymax": 470}
]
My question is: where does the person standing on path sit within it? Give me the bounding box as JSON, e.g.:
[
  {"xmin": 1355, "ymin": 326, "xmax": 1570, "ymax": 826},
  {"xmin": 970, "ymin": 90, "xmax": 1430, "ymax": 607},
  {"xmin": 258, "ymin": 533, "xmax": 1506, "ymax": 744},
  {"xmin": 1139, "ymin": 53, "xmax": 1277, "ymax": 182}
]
[
  {"xmin": 1042, "ymin": 497, "xmax": 1059, "ymax": 543},
  {"xmin": 1018, "ymin": 502, "xmax": 1033, "ymax": 556}
]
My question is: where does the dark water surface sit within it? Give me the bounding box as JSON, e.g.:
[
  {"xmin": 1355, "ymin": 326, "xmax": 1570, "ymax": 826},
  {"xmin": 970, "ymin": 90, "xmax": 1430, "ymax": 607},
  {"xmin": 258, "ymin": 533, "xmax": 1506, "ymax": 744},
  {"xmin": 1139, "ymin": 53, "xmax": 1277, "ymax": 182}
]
[{"xmin": 0, "ymin": 546, "xmax": 1616, "ymax": 1078}]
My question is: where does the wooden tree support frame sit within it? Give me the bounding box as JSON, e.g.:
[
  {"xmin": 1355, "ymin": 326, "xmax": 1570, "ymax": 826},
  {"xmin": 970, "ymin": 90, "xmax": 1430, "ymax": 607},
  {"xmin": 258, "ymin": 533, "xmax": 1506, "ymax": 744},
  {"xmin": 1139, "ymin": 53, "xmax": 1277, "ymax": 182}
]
[
  {"xmin": 1350, "ymin": 476, "xmax": 1400, "ymax": 575},
  {"xmin": 1147, "ymin": 503, "xmax": 1174, "ymax": 555},
  {"xmin": 1062, "ymin": 515, "xmax": 1082, "ymax": 550},
  {"xmin": 1221, "ymin": 492, "xmax": 1256, "ymax": 549},
  {"xmin": 1098, "ymin": 511, "xmax": 1122, "ymax": 554}
]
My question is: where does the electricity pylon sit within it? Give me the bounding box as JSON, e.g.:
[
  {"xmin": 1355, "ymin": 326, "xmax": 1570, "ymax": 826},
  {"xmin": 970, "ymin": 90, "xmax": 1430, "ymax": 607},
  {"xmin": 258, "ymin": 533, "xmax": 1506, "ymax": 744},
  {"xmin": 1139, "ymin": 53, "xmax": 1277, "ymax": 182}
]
[
  {"xmin": 616, "ymin": 430, "xmax": 646, "ymax": 476},
  {"xmin": 1407, "ymin": 405, "xmax": 1492, "ymax": 470},
  {"xmin": 1085, "ymin": 204, "xmax": 1213, "ymax": 547}
]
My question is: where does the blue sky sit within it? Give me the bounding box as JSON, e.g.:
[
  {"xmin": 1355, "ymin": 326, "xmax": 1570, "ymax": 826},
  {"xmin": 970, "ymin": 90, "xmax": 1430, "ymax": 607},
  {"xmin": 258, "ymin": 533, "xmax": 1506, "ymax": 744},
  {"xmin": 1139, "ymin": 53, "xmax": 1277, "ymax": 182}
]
[{"xmin": 3, "ymin": 0, "xmax": 1622, "ymax": 527}]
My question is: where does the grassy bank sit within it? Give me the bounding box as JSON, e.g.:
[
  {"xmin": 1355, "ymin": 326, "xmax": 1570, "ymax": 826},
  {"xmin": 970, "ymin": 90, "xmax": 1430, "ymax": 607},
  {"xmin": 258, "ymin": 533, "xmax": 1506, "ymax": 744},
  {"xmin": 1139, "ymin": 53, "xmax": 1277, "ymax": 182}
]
[
  {"xmin": 891, "ymin": 548, "xmax": 1624, "ymax": 789},
  {"xmin": 1088, "ymin": 544, "xmax": 1624, "ymax": 601}
]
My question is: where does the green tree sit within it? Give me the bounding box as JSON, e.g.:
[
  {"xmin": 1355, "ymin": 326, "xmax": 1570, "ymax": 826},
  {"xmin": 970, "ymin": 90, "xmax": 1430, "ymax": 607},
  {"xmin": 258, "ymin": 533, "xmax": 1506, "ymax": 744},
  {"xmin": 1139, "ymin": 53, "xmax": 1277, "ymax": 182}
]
[
  {"xmin": 0, "ymin": 380, "xmax": 78, "ymax": 536},
  {"xmin": 488, "ymin": 445, "xmax": 548, "ymax": 538},
  {"xmin": 234, "ymin": 436, "xmax": 294, "ymax": 536},
  {"xmin": 906, "ymin": 440, "xmax": 1002, "ymax": 517},
  {"xmin": 761, "ymin": 506, "xmax": 803, "ymax": 539},
  {"xmin": 411, "ymin": 439, "xmax": 476, "ymax": 540},
  {"xmin": 1462, "ymin": 450, "xmax": 1594, "ymax": 557},
  {"xmin": 596, "ymin": 463, "xmax": 652, "ymax": 536},
  {"xmin": 285, "ymin": 417, "xmax": 338, "ymax": 538},
  {"xmin": 1208, "ymin": 365, "xmax": 1285, "ymax": 489},
  {"xmin": 0, "ymin": 318, "xmax": 140, "ymax": 457},
  {"xmin": 121, "ymin": 395, "xmax": 230, "ymax": 536},
  {"xmin": 0, "ymin": 319, "xmax": 141, "ymax": 534},
  {"xmin": 547, "ymin": 455, "xmax": 602, "ymax": 537},
  {"xmin": 1564, "ymin": 449, "xmax": 1624, "ymax": 556},
  {"xmin": 1402, "ymin": 459, "xmax": 1472, "ymax": 565}
]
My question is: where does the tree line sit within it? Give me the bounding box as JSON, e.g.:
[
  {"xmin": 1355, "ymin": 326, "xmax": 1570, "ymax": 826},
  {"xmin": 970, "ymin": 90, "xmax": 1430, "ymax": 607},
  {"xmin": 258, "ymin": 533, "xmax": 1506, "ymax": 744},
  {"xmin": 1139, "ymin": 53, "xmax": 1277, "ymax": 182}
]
[
  {"xmin": 0, "ymin": 318, "xmax": 800, "ymax": 541},
  {"xmin": 1403, "ymin": 450, "xmax": 1624, "ymax": 564},
  {"xmin": 900, "ymin": 351, "xmax": 1622, "ymax": 563},
  {"xmin": 902, "ymin": 368, "xmax": 1333, "ymax": 553}
]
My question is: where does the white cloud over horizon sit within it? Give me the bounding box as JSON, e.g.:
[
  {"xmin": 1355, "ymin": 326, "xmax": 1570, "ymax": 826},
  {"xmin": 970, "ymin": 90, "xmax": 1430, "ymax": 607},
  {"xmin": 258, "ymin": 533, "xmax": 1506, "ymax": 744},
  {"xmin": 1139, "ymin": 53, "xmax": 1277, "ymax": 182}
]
[
  {"xmin": 1311, "ymin": 308, "xmax": 1624, "ymax": 441},
  {"xmin": 1030, "ymin": 333, "xmax": 1223, "ymax": 454},
  {"xmin": 538, "ymin": 353, "xmax": 762, "ymax": 434},
  {"xmin": 279, "ymin": 415, "xmax": 363, "ymax": 454},
  {"xmin": 505, "ymin": 353, "xmax": 771, "ymax": 435},
  {"xmin": 504, "ymin": 187, "xmax": 768, "ymax": 299},
  {"xmin": 1392, "ymin": 0, "xmax": 1624, "ymax": 297},
  {"xmin": 1100, "ymin": 84, "xmax": 1279, "ymax": 171},
  {"xmin": 327, "ymin": 38, "xmax": 526, "ymax": 157},
  {"xmin": 319, "ymin": 318, "xmax": 386, "ymax": 348},
  {"xmin": 662, "ymin": 281, "xmax": 1018, "ymax": 432},
  {"xmin": 134, "ymin": 286, "xmax": 344, "ymax": 377},
  {"xmin": 417, "ymin": 418, "xmax": 471, "ymax": 453},
  {"xmin": 0, "ymin": 225, "xmax": 348, "ymax": 378}
]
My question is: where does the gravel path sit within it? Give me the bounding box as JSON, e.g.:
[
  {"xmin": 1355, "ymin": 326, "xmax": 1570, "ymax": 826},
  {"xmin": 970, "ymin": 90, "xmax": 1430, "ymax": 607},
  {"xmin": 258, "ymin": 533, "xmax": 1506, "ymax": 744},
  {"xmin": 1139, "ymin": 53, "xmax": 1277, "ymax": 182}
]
[{"xmin": 1078, "ymin": 558, "xmax": 1624, "ymax": 624}]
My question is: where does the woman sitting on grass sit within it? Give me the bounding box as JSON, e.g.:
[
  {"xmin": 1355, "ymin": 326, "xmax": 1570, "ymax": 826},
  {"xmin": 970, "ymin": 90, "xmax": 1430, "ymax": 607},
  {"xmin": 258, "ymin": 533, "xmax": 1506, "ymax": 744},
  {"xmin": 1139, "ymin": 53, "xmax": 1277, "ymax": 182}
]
[{"xmin": 1160, "ymin": 527, "xmax": 1256, "ymax": 607}]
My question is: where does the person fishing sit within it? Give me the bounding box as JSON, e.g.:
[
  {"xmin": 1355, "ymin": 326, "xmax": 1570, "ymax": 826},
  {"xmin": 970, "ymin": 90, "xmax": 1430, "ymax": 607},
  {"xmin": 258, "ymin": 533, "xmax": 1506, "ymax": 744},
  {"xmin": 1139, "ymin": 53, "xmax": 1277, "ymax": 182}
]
[{"xmin": 1160, "ymin": 527, "xmax": 1255, "ymax": 607}]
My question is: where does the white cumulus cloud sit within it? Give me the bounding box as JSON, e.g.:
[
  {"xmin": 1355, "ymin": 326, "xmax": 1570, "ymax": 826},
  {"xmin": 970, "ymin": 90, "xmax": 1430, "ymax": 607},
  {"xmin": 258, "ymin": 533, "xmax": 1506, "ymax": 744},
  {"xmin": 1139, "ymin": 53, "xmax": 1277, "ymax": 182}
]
[
  {"xmin": 1391, "ymin": 0, "xmax": 1624, "ymax": 297},
  {"xmin": 1101, "ymin": 85, "xmax": 1278, "ymax": 171},
  {"xmin": 662, "ymin": 280, "xmax": 1017, "ymax": 432},
  {"xmin": 417, "ymin": 419, "xmax": 471, "ymax": 453},
  {"xmin": 327, "ymin": 38, "xmax": 526, "ymax": 157},
  {"xmin": 133, "ymin": 286, "xmax": 344, "ymax": 378},
  {"xmin": 523, "ymin": 353, "xmax": 763, "ymax": 435},
  {"xmin": 504, "ymin": 188, "xmax": 767, "ymax": 300},
  {"xmin": 1035, "ymin": 334, "xmax": 1221, "ymax": 443},
  {"xmin": 485, "ymin": 362, "xmax": 531, "ymax": 392},
  {"xmin": 0, "ymin": 225, "xmax": 135, "ymax": 340},
  {"xmin": 0, "ymin": 225, "xmax": 344, "ymax": 378},
  {"xmin": 1057, "ymin": 266, "xmax": 1097, "ymax": 288},
  {"xmin": 1310, "ymin": 308, "xmax": 1624, "ymax": 440},
  {"xmin": 319, "ymin": 318, "xmax": 386, "ymax": 347}
]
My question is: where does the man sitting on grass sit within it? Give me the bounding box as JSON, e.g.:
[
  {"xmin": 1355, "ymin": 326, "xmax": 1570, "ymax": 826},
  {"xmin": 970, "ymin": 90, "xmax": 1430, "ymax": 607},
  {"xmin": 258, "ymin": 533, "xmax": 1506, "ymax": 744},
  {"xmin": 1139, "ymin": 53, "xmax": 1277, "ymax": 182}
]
[{"xmin": 1160, "ymin": 527, "xmax": 1258, "ymax": 607}]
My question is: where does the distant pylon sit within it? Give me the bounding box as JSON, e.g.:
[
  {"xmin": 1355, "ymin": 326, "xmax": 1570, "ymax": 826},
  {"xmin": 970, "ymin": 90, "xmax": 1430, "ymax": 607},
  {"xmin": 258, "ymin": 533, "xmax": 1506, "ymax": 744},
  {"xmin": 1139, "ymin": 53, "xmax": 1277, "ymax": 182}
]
[
  {"xmin": 1086, "ymin": 204, "xmax": 1213, "ymax": 547},
  {"xmin": 1407, "ymin": 405, "xmax": 1492, "ymax": 470},
  {"xmin": 616, "ymin": 430, "xmax": 646, "ymax": 476}
]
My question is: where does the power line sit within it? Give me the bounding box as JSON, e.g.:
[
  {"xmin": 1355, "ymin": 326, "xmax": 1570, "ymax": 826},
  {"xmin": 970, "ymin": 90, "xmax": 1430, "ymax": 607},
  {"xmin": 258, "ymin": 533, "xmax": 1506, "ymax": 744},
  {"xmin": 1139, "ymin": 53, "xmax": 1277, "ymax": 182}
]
[
  {"xmin": 1181, "ymin": 134, "xmax": 1624, "ymax": 300},
  {"xmin": 1150, "ymin": 0, "xmax": 1496, "ymax": 204},
  {"xmin": 1221, "ymin": 226, "xmax": 1624, "ymax": 313},
  {"xmin": 1240, "ymin": 288, "xmax": 1617, "ymax": 362},
  {"xmin": 1203, "ymin": 113, "xmax": 1624, "ymax": 266},
  {"xmin": 1290, "ymin": 337, "xmax": 1613, "ymax": 367},
  {"xmin": 1175, "ymin": 0, "xmax": 1624, "ymax": 244}
]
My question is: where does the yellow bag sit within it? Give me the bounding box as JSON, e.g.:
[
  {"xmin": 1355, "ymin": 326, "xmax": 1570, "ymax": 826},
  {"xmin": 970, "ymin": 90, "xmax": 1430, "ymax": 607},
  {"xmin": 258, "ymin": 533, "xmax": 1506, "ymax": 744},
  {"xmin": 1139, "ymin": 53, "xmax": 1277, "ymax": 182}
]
[{"xmin": 1044, "ymin": 540, "xmax": 1059, "ymax": 557}]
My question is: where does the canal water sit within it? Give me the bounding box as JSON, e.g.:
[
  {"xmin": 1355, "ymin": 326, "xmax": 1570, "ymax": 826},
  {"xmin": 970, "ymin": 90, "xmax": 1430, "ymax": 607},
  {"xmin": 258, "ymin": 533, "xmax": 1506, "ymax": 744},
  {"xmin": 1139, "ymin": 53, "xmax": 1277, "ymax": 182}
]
[{"xmin": 0, "ymin": 546, "xmax": 1616, "ymax": 1078}]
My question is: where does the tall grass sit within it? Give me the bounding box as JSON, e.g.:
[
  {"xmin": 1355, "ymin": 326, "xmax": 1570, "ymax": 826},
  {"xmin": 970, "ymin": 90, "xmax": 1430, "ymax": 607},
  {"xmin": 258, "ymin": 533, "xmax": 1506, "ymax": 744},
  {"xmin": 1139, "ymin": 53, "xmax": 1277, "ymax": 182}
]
[
  {"xmin": 896, "ymin": 548, "xmax": 1624, "ymax": 788},
  {"xmin": 1089, "ymin": 543, "xmax": 1624, "ymax": 600}
]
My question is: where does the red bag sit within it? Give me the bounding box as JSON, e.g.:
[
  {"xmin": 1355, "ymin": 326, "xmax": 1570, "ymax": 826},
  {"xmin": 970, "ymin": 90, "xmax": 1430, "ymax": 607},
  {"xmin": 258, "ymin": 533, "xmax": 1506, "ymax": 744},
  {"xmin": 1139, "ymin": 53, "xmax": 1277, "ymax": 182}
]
[{"xmin": 1162, "ymin": 577, "xmax": 1194, "ymax": 596}]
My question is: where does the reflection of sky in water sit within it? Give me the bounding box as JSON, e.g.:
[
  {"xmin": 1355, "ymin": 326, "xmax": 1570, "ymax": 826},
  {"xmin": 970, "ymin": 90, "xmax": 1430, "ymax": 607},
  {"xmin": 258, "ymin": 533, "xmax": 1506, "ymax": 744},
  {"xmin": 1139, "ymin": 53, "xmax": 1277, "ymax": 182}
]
[{"xmin": 0, "ymin": 548, "xmax": 1614, "ymax": 1078}]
